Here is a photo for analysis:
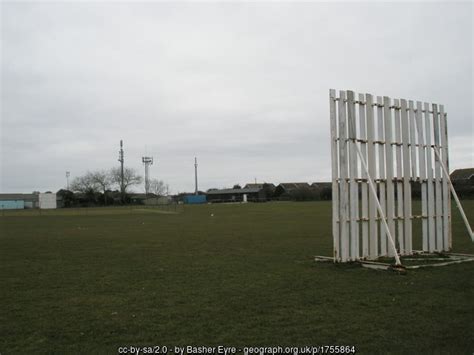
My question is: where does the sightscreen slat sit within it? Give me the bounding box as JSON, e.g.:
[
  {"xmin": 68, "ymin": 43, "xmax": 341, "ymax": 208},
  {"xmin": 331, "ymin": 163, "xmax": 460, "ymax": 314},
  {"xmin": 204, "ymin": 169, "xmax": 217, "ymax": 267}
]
[
  {"xmin": 432, "ymin": 104, "xmax": 443, "ymax": 251},
  {"xmin": 394, "ymin": 99, "xmax": 404, "ymax": 253},
  {"xmin": 409, "ymin": 101, "xmax": 418, "ymax": 181},
  {"xmin": 415, "ymin": 101, "xmax": 428, "ymax": 250},
  {"xmin": 439, "ymin": 105, "xmax": 450, "ymax": 251},
  {"xmin": 366, "ymin": 94, "xmax": 378, "ymax": 259},
  {"xmin": 432, "ymin": 104, "xmax": 442, "ymax": 250},
  {"xmin": 329, "ymin": 89, "xmax": 340, "ymax": 260},
  {"xmin": 377, "ymin": 96, "xmax": 386, "ymax": 256},
  {"xmin": 338, "ymin": 90, "xmax": 349, "ymax": 261},
  {"xmin": 347, "ymin": 91, "xmax": 359, "ymax": 260},
  {"xmin": 384, "ymin": 96, "xmax": 396, "ymax": 256},
  {"xmin": 400, "ymin": 99, "xmax": 412, "ymax": 255},
  {"xmin": 424, "ymin": 102, "xmax": 436, "ymax": 252},
  {"xmin": 442, "ymin": 109, "xmax": 452, "ymax": 249},
  {"xmin": 359, "ymin": 93, "xmax": 369, "ymax": 257}
]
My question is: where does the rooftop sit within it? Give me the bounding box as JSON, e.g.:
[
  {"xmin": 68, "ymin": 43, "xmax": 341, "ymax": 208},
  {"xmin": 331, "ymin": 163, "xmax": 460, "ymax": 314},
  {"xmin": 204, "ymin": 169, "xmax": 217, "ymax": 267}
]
[
  {"xmin": 206, "ymin": 187, "xmax": 262, "ymax": 195},
  {"xmin": 450, "ymin": 168, "xmax": 474, "ymax": 180}
]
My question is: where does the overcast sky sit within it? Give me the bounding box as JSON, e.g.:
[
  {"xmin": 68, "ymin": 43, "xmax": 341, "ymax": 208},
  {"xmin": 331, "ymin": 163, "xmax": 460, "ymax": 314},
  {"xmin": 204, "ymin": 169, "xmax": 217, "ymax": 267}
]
[{"xmin": 1, "ymin": 1, "xmax": 472, "ymax": 194}]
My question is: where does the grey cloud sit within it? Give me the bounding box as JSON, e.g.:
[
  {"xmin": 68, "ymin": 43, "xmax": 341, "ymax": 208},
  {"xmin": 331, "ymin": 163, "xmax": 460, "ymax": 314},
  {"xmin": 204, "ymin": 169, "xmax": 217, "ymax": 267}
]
[{"xmin": 1, "ymin": 1, "xmax": 472, "ymax": 193}]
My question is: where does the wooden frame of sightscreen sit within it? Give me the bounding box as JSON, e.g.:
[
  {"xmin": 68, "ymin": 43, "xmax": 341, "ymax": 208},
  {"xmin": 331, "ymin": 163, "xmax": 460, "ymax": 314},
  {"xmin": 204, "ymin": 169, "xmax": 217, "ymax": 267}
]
[{"xmin": 329, "ymin": 89, "xmax": 456, "ymax": 263}]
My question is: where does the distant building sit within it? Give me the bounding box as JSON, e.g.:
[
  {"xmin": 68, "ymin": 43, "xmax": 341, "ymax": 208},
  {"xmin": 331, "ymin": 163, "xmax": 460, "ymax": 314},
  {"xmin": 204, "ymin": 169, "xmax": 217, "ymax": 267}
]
[
  {"xmin": 183, "ymin": 195, "xmax": 207, "ymax": 204},
  {"xmin": 206, "ymin": 187, "xmax": 267, "ymax": 203},
  {"xmin": 311, "ymin": 182, "xmax": 332, "ymax": 200},
  {"xmin": 243, "ymin": 183, "xmax": 276, "ymax": 190},
  {"xmin": 274, "ymin": 183, "xmax": 310, "ymax": 199},
  {"xmin": 276, "ymin": 182, "xmax": 310, "ymax": 191},
  {"xmin": 450, "ymin": 168, "xmax": 474, "ymax": 182},
  {"xmin": 450, "ymin": 168, "xmax": 474, "ymax": 199},
  {"xmin": 272, "ymin": 182, "xmax": 333, "ymax": 201},
  {"xmin": 144, "ymin": 196, "xmax": 173, "ymax": 205},
  {"xmin": 129, "ymin": 193, "xmax": 157, "ymax": 204},
  {"xmin": 244, "ymin": 183, "xmax": 276, "ymax": 197},
  {"xmin": 0, "ymin": 193, "xmax": 57, "ymax": 209}
]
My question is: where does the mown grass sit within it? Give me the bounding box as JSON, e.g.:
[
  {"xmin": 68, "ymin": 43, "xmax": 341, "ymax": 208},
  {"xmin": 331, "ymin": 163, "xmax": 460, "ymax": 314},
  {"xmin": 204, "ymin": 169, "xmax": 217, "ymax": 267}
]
[{"xmin": 1, "ymin": 201, "xmax": 473, "ymax": 354}]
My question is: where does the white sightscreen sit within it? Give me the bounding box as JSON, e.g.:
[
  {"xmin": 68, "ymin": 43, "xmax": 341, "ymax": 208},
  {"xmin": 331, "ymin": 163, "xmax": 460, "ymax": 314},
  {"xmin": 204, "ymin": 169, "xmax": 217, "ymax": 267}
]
[{"xmin": 330, "ymin": 89, "xmax": 451, "ymax": 262}]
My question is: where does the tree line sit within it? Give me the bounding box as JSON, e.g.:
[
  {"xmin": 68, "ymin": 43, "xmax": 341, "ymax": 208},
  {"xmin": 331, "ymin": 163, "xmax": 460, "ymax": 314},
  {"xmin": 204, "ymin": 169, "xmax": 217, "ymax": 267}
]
[{"xmin": 59, "ymin": 168, "xmax": 168, "ymax": 207}]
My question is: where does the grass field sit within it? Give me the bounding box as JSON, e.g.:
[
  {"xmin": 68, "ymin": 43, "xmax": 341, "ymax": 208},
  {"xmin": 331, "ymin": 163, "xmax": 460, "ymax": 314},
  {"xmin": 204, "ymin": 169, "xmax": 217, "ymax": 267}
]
[{"xmin": 1, "ymin": 201, "xmax": 474, "ymax": 354}]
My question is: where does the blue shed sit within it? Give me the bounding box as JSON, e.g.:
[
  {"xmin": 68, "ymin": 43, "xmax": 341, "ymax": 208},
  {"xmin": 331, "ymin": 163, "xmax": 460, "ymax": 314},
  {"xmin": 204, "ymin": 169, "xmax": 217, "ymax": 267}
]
[
  {"xmin": 0, "ymin": 194, "xmax": 39, "ymax": 209},
  {"xmin": 184, "ymin": 195, "xmax": 207, "ymax": 204},
  {"xmin": 0, "ymin": 200, "xmax": 25, "ymax": 210}
]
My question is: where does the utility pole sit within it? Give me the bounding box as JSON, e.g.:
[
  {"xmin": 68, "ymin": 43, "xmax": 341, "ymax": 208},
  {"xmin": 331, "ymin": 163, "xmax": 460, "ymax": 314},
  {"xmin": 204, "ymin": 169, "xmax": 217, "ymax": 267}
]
[
  {"xmin": 194, "ymin": 157, "xmax": 198, "ymax": 195},
  {"xmin": 142, "ymin": 156, "xmax": 153, "ymax": 195},
  {"xmin": 118, "ymin": 140, "xmax": 125, "ymax": 203},
  {"xmin": 66, "ymin": 171, "xmax": 70, "ymax": 190}
]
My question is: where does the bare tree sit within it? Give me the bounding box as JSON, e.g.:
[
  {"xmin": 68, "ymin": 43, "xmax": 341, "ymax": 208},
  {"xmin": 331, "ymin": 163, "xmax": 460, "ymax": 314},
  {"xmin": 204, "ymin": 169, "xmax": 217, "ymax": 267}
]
[
  {"xmin": 70, "ymin": 172, "xmax": 99, "ymax": 194},
  {"xmin": 149, "ymin": 179, "xmax": 167, "ymax": 196},
  {"xmin": 110, "ymin": 167, "xmax": 143, "ymax": 194},
  {"xmin": 91, "ymin": 170, "xmax": 113, "ymax": 205}
]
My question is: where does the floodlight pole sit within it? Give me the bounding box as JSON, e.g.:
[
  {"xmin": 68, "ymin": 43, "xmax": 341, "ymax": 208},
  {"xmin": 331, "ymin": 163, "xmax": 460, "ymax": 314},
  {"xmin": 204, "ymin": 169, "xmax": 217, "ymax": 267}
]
[{"xmin": 142, "ymin": 156, "xmax": 153, "ymax": 196}]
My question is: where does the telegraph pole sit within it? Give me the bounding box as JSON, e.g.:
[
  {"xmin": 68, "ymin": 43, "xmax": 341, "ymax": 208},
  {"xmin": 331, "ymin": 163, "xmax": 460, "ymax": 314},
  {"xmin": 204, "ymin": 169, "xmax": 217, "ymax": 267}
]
[
  {"xmin": 118, "ymin": 140, "xmax": 125, "ymax": 202},
  {"xmin": 66, "ymin": 171, "xmax": 70, "ymax": 190},
  {"xmin": 194, "ymin": 157, "xmax": 198, "ymax": 195}
]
